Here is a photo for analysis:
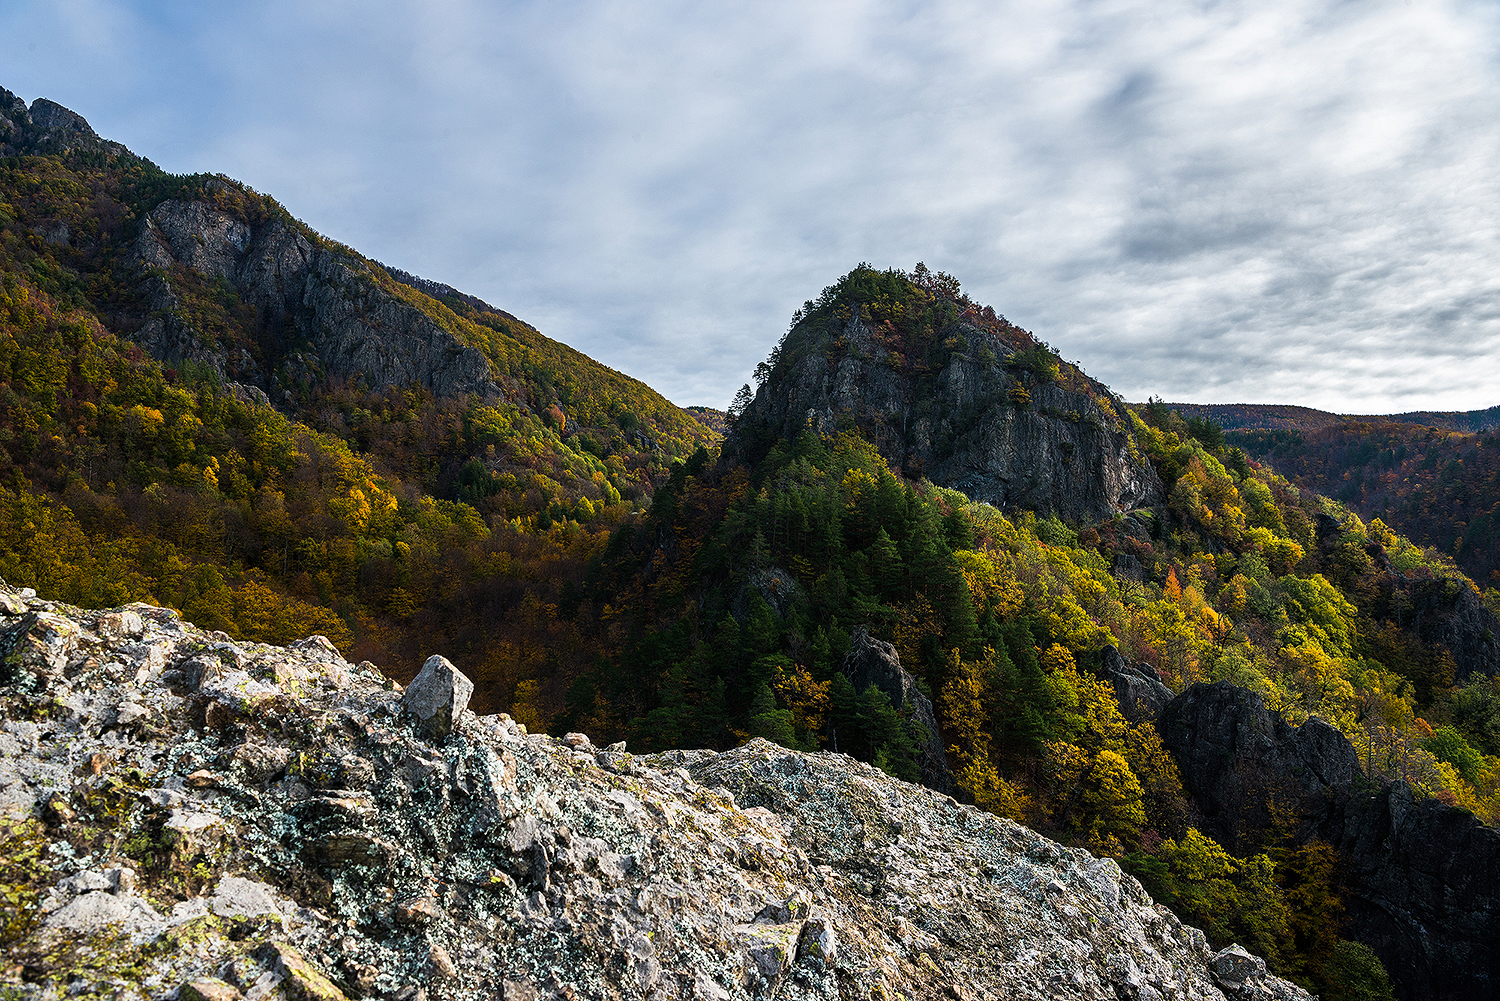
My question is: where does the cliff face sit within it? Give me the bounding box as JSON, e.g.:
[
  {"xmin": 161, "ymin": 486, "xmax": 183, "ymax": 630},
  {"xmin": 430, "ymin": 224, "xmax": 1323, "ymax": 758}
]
[
  {"xmin": 1333, "ymin": 782, "xmax": 1500, "ymax": 1001},
  {"xmin": 1156, "ymin": 682, "xmax": 1361, "ymax": 850},
  {"xmin": 733, "ymin": 308, "xmax": 1162, "ymax": 524},
  {"xmin": 1, "ymin": 91, "xmax": 504, "ymax": 409},
  {"xmin": 133, "ymin": 196, "xmax": 504, "ymax": 407},
  {"xmin": 0, "ymin": 587, "xmax": 1310, "ymax": 1001},
  {"xmin": 1157, "ymin": 682, "xmax": 1500, "ymax": 1001}
]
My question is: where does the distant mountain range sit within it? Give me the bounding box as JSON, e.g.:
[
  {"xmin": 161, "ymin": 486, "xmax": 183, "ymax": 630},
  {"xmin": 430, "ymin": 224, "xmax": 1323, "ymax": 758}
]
[{"xmin": 1148, "ymin": 402, "xmax": 1500, "ymax": 434}]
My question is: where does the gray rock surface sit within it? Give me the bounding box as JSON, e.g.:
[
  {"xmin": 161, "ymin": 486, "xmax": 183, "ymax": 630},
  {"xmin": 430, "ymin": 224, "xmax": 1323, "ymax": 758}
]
[
  {"xmin": 840, "ymin": 627, "xmax": 953, "ymax": 794},
  {"xmin": 1332, "ymin": 781, "xmax": 1500, "ymax": 1001},
  {"xmin": 1100, "ymin": 646, "xmax": 1172, "ymax": 725},
  {"xmin": 402, "ymin": 654, "xmax": 475, "ymax": 742},
  {"xmin": 129, "ymin": 197, "xmax": 505, "ymax": 405},
  {"xmin": 1158, "ymin": 680, "xmax": 1500, "ymax": 1001},
  {"xmin": 0, "ymin": 585, "xmax": 1312, "ymax": 1000},
  {"xmin": 0, "ymin": 89, "xmax": 132, "ymax": 158},
  {"xmin": 732, "ymin": 310, "xmax": 1163, "ymax": 524},
  {"xmin": 1156, "ymin": 681, "xmax": 1360, "ymax": 849}
]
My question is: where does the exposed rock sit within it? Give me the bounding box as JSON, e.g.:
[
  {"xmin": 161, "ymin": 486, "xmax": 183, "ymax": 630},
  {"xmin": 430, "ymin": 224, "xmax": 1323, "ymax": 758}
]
[
  {"xmin": 1157, "ymin": 681, "xmax": 1359, "ymax": 849},
  {"xmin": 840, "ymin": 627, "xmax": 953, "ymax": 793},
  {"xmin": 1380, "ymin": 574, "xmax": 1500, "ymax": 681},
  {"xmin": 402, "ymin": 654, "xmax": 475, "ymax": 742},
  {"xmin": 0, "ymin": 89, "xmax": 133, "ymax": 158},
  {"xmin": 128, "ymin": 198, "xmax": 505, "ymax": 406},
  {"xmin": 1159, "ymin": 679, "xmax": 1500, "ymax": 1001},
  {"xmin": 0, "ymin": 585, "xmax": 1312, "ymax": 1000},
  {"xmin": 1332, "ymin": 781, "xmax": 1500, "ymax": 1001},
  {"xmin": 253, "ymin": 942, "xmax": 351, "ymax": 1001},
  {"xmin": 732, "ymin": 308, "xmax": 1163, "ymax": 523},
  {"xmin": 1100, "ymin": 646, "xmax": 1172, "ymax": 724},
  {"xmin": 180, "ymin": 979, "xmax": 244, "ymax": 1001}
]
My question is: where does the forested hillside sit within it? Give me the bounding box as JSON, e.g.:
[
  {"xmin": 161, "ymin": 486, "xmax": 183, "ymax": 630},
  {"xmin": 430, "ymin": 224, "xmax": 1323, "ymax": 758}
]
[
  {"xmin": 0, "ymin": 87, "xmax": 715, "ymax": 716},
  {"xmin": 4, "ymin": 91, "xmax": 1499, "ymax": 999},
  {"xmin": 1144, "ymin": 401, "xmax": 1500, "ymax": 589},
  {"xmin": 1227, "ymin": 421, "xmax": 1500, "ymax": 588},
  {"xmin": 1163, "ymin": 401, "xmax": 1500, "ymax": 435},
  {"xmin": 563, "ymin": 267, "xmax": 1500, "ymax": 999}
]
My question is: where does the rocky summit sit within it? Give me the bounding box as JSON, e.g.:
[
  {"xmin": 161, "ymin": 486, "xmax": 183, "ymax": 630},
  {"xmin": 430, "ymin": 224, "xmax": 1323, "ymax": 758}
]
[
  {"xmin": 730, "ymin": 274, "xmax": 1163, "ymax": 524},
  {"xmin": 0, "ymin": 587, "xmax": 1309, "ymax": 1001}
]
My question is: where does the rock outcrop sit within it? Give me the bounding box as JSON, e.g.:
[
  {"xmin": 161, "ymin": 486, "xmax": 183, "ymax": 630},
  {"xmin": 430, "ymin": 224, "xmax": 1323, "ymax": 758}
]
[
  {"xmin": 839, "ymin": 628, "xmax": 953, "ymax": 794},
  {"xmin": 1157, "ymin": 681, "xmax": 1500, "ymax": 1001},
  {"xmin": 131, "ymin": 195, "xmax": 504, "ymax": 406},
  {"xmin": 732, "ymin": 309, "xmax": 1163, "ymax": 524},
  {"xmin": 2, "ymin": 89, "xmax": 504, "ymax": 408},
  {"xmin": 1100, "ymin": 646, "xmax": 1172, "ymax": 725},
  {"xmin": 1156, "ymin": 682, "xmax": 1360, "ymax": 849},
  {"xmin": 0, "ymin": 89, "xmax": 133, "ymax": 159},
  {"xmin": 0, "ymin": 586, "xmax": 1311, "ymax": 1000},
  {"xmin": 1332, "ymin": 781, "xmax": 1500, "ymax": 1001}
]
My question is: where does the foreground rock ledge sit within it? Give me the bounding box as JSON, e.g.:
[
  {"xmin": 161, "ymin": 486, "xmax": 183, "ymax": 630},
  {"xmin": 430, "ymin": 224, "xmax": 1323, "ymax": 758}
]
[{"xmin": 0, "ymin": 589, "xmax": 1309, "ymax": 1001}]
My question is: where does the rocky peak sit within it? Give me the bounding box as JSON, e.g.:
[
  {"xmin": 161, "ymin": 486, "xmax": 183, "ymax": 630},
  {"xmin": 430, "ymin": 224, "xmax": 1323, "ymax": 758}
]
[
  {"xmin": 0, "ymin": 89, "xmax": 131, "ymax": 159},
  {"xmin": 0, "ymin": 586, "xmax": 1311, "ymax": 1000},
  {"xmin": 731, "ymin": 268, "xmax": 1163, "ymax": 524}
]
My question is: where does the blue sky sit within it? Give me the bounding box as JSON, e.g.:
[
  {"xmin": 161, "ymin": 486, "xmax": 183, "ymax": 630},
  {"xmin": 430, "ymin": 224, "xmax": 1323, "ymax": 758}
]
[{"xmin": 4, "ymin": 0, "xmax": 1499, "ymax": 413}]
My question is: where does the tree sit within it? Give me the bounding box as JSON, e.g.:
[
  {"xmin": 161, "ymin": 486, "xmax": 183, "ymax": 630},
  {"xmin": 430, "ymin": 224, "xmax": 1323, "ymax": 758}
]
[{"xmin": 726, "ymin": 383, "xmax": 754, "ymax": 425}]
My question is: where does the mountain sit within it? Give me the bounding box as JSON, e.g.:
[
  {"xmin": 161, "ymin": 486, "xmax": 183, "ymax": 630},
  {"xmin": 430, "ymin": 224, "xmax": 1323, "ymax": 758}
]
[
  {"xmin": 1, "ymin": 587, "xmax": 1316, "ymax": 1001},
  {"xmin": 1154, "ymin": 402, "xmax": 1500, "ymax": 435},
  {"xmin": 731, "ymin": 265, "xmax": 1162, "ymax": 524},
  {"xmin": 5, "ymin": 86, "xmax": 1500, "ymax": 1000},
  {"xmin": 0, "ymin": 87, "xmax": 716, "ymax": 714}
]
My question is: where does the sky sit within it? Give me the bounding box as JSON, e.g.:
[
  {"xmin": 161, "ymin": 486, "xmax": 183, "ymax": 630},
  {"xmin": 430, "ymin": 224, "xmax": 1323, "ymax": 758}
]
[{"xmin": 3, "ymin": 0, "xmax": 1499, "ymax": 414}]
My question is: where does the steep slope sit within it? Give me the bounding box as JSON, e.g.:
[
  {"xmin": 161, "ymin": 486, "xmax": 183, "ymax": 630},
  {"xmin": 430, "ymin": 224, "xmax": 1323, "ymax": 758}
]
[
  {"xmin": 0, "ymin": 85, "xmax": 712, "ymax": 457},
  {"xmin": 1157, "ymin": 682, "xmax": 1500, "ymax": 1001},
  {"xmin": 1228, "ymin": 421, "xmax": 1500, "ymax": 587},
  {"xmin": 0, "ymin": 587, "xmax": 1312, "ymax": 1001},
  {"xmin": 0, "ymin": 86, "xmax": 719, "ymax": 715},
  {"xmin": 729, "ymin": 265, "xmax": 1162, "ymax": 524}
]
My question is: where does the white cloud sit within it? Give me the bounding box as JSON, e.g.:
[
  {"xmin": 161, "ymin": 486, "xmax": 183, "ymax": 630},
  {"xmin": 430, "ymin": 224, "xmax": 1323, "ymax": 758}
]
[{"xmin": 3, "ymin": 0, "xmax": 1498, "ymax": 412}]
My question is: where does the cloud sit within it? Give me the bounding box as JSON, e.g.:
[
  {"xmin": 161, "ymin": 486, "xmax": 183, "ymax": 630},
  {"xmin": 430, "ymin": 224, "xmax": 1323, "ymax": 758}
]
[{"xmin": 2, "ymin": 0, "xmax": 1498, "ymax": 412}]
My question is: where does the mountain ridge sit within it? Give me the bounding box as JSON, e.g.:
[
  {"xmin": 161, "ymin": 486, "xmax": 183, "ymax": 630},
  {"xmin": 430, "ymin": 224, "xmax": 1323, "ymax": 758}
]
[{"xmin": 5, "ymin": 83, "xmax": 1500, "ymax": 1001}]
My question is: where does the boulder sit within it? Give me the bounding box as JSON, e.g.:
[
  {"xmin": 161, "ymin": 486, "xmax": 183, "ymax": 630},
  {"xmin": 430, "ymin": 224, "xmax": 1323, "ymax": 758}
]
[
  {"xmin": 1100, "ymin": 646, "xmax": 1172, "ymax": 724},
  {"xmin": 402, "ymin": 654, "xmax": 475, "ymax": 742}
]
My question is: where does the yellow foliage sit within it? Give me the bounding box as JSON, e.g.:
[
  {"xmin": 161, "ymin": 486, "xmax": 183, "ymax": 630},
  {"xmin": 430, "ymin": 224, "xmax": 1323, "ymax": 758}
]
[
  {"xmin": 772, "ymin": 662, "xmax": 832, "ymax": 735},
  {"xmin": 510, "ymin": 679, "xmax": 547, "ymax": 733}
]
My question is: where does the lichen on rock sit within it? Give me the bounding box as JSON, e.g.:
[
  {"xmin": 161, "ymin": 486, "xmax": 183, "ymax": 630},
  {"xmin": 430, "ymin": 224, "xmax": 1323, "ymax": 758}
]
[{"xmin": 0, "ymin": 585, "xmax": 1309, "ymax": 1000}]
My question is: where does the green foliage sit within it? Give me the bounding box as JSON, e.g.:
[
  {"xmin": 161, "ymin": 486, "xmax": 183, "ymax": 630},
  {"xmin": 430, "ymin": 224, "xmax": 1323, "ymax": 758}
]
[
  {"xmin": 1318, "ymin": 940, "xmax": 1397, "ymax": 1001},
  {"xmin": 0, "ymin": 147, "xmax": 1488, "ymax": 990},
  {"xmin": 1423, "ymin": 725, "xmax": 1486, "ymax": 785},
  {"xmin": 1230, "ymin": 418, "xmax": 1500, "ymax": 586}
]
